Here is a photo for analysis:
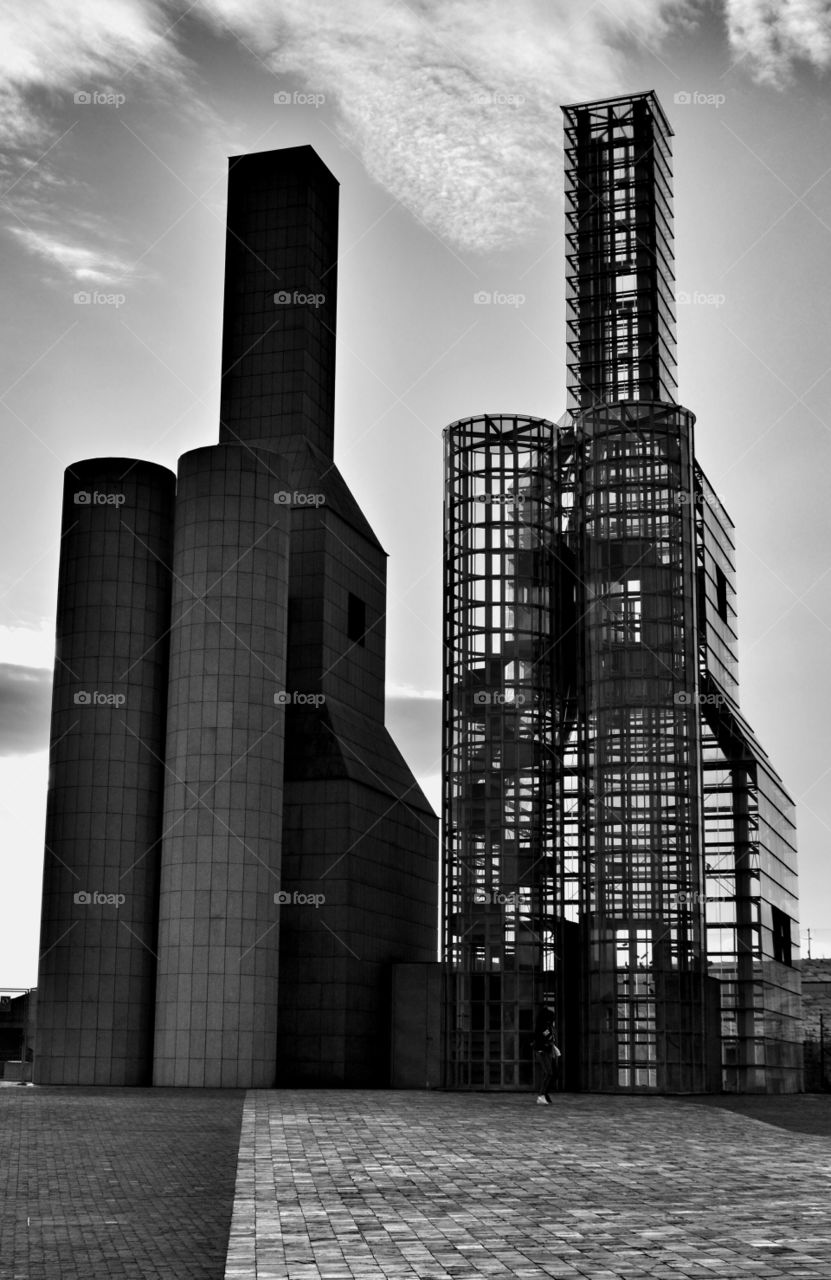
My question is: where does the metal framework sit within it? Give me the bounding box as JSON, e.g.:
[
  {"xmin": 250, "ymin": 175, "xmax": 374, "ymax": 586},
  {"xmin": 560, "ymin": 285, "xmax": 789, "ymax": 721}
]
[
  {"xmin": 441, "ymin": 91, "xmax": 801, "ymax": 1095},
  {"xmin": 563, "ymin": 92, "xmax": 677, "ymax": 411},
  {"xmin": 443, "ymin": 415, "xmax": 560, "ymax": 1089}
]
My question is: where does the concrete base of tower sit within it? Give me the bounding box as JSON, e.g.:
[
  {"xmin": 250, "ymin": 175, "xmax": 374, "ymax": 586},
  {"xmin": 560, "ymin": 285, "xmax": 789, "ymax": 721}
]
[{"xmin": 275, "ymin": 701, "xmax": 438, "ymax": 1087}]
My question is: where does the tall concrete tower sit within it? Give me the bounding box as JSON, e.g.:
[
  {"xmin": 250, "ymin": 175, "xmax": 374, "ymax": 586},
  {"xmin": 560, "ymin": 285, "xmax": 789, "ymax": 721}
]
[
  {"xmin": 36, "ymin": 460, "xmax": 174, "ymax": 1085},
  {"xmin": 214, "ymin": 146, "xmax": 438, "ymax": 1085}
]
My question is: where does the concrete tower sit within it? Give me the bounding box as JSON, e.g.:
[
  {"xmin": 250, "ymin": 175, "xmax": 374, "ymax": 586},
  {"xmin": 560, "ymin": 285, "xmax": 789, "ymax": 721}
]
[
  {"xmin": 215, "ymin": 145, "xmax": 438, "ymax": 1085},
  {"xmin": 36, "ymin": 145, "xmax": 439, "ymax": 1088},
  {"xmin": 36, "ymin": 460, "xmax": 174, "ymax": 1085}
]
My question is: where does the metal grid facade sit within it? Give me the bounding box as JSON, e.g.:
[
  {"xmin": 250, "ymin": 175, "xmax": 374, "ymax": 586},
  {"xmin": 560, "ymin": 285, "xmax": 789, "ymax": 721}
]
[
  {"xmin": 443, "ymin": 415, "xmax": 560, "ymax": 1089},
  {"xmin": 570, "ymin": 401, "xmax": 713, "ymax": 1091},
  {"xmin": 441, "ymin": 91, "xmax": 800, "ymax": 1094},
  {"xmin": 563, "ymin": 92, "xmax": 677, "ymax": 411}
]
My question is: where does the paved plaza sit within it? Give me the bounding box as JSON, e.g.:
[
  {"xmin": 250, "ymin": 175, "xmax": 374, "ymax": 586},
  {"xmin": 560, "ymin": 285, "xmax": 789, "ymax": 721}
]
[{"xmin": 3, "ymin": 1088, "xmax": 831, "ymax": 1279}]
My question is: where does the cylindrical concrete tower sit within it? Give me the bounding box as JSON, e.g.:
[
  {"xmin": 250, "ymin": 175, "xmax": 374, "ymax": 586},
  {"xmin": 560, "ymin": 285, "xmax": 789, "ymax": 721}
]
[
  {"xmin": 35, "ymin": 458, "xmax": 175, "ymax": 1085},
  {"xmin": 152, "ymin": 444, "xmax": 290, "ymax": 1087}
]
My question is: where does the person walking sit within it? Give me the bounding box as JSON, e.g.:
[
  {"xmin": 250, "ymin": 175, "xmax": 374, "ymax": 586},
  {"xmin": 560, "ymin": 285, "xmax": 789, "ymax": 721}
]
[{"xmin": 533, "ymin": 1005, "xmax": 561, "ymax": 1104}]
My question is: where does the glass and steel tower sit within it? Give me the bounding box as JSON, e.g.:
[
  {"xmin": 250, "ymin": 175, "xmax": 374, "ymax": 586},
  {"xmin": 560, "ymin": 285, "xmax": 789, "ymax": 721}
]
[
  {"xmin": 563, "ymin": 92, "xmax": 677, "ymax": 409},
  {"xmin": 442, "ymin": 91, "xmax": 801, "ymax": 1094}
]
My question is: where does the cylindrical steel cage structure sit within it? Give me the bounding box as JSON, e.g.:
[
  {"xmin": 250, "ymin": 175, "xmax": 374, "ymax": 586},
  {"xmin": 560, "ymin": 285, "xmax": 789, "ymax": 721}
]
[
  {"xmin": 443, "ymin": 414, "xmax": 562, "ymax": 1089},
  {"xmin": 570, "ymin": 400, "xmax": 712, "ymax": 1091}
]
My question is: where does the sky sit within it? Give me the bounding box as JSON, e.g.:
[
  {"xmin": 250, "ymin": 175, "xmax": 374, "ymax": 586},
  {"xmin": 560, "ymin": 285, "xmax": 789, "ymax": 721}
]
[{"xmin": 2, "ymin": 0, "xmax": 831, "ymax": 988}]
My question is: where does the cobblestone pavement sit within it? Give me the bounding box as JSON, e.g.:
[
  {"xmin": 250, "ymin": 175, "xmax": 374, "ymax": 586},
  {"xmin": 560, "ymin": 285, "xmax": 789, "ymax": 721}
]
[
  {"xmin": 679, "ymin": 1092, "xmax": 831, "ymax": 1137},
  {"xmin": 225, "ymin": 1090, "xmax": 831, "ymax": 1280},
  {"xmin": 0, "ymin": 1087, "xmax": 244, "ymax": 1280},
  {"xmin": 4, "ymin": 1089, "xmax": 831, "ymax": 1279}
]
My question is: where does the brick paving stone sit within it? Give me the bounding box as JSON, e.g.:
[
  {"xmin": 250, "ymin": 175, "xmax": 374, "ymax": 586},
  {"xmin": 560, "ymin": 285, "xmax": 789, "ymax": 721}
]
[
  {"xmin": 0, "ymin": 1086, "xmax": 244, "ymax": 1280},
  {"xmin": 223, "ymin": 1091, "xmax": 831, "ymax": 1280}
]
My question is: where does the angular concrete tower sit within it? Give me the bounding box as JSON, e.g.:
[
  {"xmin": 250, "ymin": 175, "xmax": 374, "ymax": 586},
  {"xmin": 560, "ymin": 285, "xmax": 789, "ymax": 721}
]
[{"xmin": 215, "ymin": 147, "xmax": 438, "ymax": 1085}]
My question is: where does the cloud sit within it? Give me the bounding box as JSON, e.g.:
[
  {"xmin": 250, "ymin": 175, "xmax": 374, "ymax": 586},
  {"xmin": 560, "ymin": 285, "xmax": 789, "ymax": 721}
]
[
  {"xmin": 1, "ymin": 0, "xmax": 830, "ymax": 262},
  {"xmin": 199, "ymin": 0, "xmax": 669, "ymax": 252},
  {"xmin": 725, "ymin": 0, "xmax": 831, "ymax": 85},
  {"xmin": 7, "ymin": 225, "xmax": 141, "ymax": 285},
  {"xmin": 0, "ymin": 0, "xmax": 187, "ymax": 105},
  {"xmin": 0, "ymin": 665, "xmax": 52, "ymax": 757}
]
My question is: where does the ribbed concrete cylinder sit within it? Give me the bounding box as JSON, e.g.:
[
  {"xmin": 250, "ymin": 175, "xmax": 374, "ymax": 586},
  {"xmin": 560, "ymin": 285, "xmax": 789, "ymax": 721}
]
[
  {"xmin": 35, "ymin": 458, "xmax": 175, "ymax": 1085},
  {"xmin": 153, "ymin": 445, "xmax": 290, "ymax": 1087}
]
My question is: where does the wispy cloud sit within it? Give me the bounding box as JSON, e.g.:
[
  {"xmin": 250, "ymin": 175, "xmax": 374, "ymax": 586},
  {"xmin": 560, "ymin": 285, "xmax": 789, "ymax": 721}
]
[
  {"xmin": 0, "ymin": 0, "xmax": 187, "ymax": 104},
  {"xmin": 7, "ymin": 225, "xmax": 142, "ymax": 285},
  {"xmin": 0, "ymin": 0, "xmax": 829, "ymax": 262},
  {"xmin": 199, "ymin": 0, "xmax": 660, "ymax": 252},
  {"xmin": 725, "ymin": 0, "xmax": 831, "ymax": 85}
]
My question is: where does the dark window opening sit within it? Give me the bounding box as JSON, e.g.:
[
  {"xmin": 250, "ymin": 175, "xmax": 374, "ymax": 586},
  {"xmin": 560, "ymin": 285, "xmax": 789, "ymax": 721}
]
[
  {"xmin": 715, "ymin": 566, "xmax": 728, "ymax": 623},
  {"xmin": 347, "ymin": 592, "xmax": 366, "ymax": 646},
  {"xmin": 771, "ymin": 906, "xmax": 792, "ymax": 967}
]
